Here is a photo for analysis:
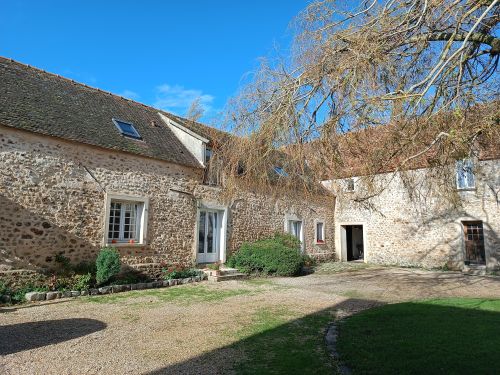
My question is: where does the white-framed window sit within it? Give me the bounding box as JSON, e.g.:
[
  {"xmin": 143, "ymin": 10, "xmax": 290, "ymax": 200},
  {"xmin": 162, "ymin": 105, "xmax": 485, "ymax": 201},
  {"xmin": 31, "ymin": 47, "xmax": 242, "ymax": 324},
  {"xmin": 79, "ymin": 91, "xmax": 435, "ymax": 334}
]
[
  {"xmin": 456, "ymin": 158, "xmax": 475, "ymax": 190},
  {"xmin": 205, "ymin": 147, "xmax": 212, "ymax": 165},
  {"xmin": 284, "ymin": 214, "xmax": 305, "ymax": 252},
  {"xmin": 104, "ymin": 194, "xmax": 148, "ymax": 246},
  {"xmin": 315, "ymin": 221, "xmax": 325, "ymax": 244},
  {"xmin": 288, "ymin": 220, "xmax": 302, "ymax": 240},
  {"xmin": 346, "ymin": 178, "xmax": 355, "ymax": 192}
]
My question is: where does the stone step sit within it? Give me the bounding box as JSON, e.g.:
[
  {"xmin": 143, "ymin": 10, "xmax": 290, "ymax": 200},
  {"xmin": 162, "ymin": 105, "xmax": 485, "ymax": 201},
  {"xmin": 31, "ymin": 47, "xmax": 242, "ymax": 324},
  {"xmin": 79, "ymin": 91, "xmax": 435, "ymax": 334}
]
[
  {"xmin": 220, "ymin": 267, "xmax": 240, "ymax": 275},
  {"xmin": 463, "ymin": 264, "xmax": 486, "ymax": 276},
  {"xmin": 202, "ymin": 267, "xmax": 240, "ymax": 277},
  {"xmin": 208, "ymin": 273, "xmax": 247, "ymax": 282}
]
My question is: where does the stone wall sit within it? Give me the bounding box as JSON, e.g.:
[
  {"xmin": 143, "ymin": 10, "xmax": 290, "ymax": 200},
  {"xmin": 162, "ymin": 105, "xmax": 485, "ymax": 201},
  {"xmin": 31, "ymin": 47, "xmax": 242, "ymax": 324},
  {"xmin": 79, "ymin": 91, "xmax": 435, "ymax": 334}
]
[
  {"xmin": 196, "ymin": 185, "xmax": 335, "ymax": 259},
  {"xmin": 0, "ymin": 126, "xmax": 335, "ymax": 271},
  {"xmin": 325, "ymin": 160, "xmax": 500, "ymax": 270}
]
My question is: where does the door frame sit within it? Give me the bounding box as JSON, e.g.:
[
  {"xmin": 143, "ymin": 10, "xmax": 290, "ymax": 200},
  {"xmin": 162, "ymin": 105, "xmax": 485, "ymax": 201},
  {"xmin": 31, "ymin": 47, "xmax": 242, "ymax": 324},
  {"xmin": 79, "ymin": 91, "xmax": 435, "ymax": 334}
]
[
  {"xmin": 460, "ymin": 219, "xmax": 487, "ymax": 266},
  {"xmin": 336, "ymin": 222, "xmax": 368, "ymax": 262},
  {"xmin": 195, "ymin": 201, "xmax": 228, "ymax": 264},
  {"xmin": 456, "ymin": 216, "xmax": 489, "ymax": 269}
]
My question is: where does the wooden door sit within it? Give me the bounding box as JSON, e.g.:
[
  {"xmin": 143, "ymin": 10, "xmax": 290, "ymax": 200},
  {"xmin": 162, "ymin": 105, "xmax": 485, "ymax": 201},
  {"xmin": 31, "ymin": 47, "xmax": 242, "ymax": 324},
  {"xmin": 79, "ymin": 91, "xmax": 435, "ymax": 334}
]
[{"xmin": 463, "ymin": 222, "xmax": 486, "ymax": 265}]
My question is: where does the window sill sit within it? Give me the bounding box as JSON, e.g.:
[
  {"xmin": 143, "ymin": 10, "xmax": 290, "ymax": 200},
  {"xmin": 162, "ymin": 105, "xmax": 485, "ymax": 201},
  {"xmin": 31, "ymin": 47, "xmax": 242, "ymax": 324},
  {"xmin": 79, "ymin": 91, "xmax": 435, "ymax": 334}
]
[
  {"xmin": 315, "ymin": 241, "xmax": 326, "ymax": 245},
  {"xmin": 106, "ymin": 242, "xmax": 146, "ymax": 248},
  {"xmin": 456, "ymin": 187, "xmax": 476, "ymax": 192}
]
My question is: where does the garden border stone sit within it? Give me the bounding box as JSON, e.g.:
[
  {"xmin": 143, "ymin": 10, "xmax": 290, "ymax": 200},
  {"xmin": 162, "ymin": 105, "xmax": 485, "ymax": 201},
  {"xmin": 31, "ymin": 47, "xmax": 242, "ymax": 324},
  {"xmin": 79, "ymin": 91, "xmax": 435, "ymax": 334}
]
[{"xmin": 18, "ymin": 275, "xmax": 206, "ymax": 304}]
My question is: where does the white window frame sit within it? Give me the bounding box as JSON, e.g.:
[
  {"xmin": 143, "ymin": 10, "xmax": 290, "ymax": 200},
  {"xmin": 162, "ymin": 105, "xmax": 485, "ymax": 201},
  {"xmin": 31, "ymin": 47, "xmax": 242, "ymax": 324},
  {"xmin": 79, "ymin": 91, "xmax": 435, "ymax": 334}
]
[
  {"xmin": 456, "ymin": 158, "xmax": 476, "ymax": 190},
  {"xmin": 284, "ymin": 214, "xmax": 304, "ymax": 252},
  {"xmin": 346, "ymin": 178, "xmax": 355, "ymax": 192},
  {"xmin": 315, "ymin": 220, "xmax": 325, "ymax": 244},
  {"xmin": 103, "ymin": 193, "xmax": 149, "ymax": 247}
]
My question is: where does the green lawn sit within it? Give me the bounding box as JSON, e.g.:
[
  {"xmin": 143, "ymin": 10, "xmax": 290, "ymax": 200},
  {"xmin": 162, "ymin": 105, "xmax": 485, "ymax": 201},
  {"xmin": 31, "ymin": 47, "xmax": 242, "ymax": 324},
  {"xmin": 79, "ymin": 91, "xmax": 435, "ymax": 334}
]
[
  {"xmin": 337, "ymin": 298, "xmax": 500, "ymax": 375},
  {"xmin": 233, "ymin": 307, "xmax": 335, "ymax": 375},
  {"xmin": 81, "ymin": 284, "xmax": 253, "ymax": 305}
]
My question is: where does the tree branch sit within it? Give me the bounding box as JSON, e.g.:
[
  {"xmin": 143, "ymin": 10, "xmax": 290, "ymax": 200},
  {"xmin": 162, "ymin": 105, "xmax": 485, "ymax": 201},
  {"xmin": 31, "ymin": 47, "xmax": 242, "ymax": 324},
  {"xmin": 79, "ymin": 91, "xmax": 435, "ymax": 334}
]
[{"xmin": 408, "ymin": 32, "xmax": 500, "ymax": 55}]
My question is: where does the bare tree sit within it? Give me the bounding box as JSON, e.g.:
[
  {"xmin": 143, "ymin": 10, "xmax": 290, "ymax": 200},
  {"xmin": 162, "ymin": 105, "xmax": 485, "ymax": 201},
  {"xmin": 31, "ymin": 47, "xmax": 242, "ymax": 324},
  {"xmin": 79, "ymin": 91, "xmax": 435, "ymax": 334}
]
[
  {"xmin": 186, "ymin": 97, "xmax": 205, "ymax": 122},
  {"xmin": 218, "ymin": 0, "xmax": 499, "ymax": 200}
]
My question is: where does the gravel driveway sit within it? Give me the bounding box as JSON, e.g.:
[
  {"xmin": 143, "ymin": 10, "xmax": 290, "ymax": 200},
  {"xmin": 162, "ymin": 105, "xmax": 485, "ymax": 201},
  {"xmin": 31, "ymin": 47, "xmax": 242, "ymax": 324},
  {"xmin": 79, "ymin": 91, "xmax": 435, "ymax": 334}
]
[{"xmin": 2, "ymin": 265, "xmax": 500, "ymax": 374}]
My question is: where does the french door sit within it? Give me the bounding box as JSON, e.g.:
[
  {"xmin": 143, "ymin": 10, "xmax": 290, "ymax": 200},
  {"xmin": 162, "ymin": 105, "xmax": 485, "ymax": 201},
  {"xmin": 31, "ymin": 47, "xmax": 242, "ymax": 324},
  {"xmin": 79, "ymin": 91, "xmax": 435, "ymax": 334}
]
[{"xmin": 197, "ymin": 209, "xmax": 221, "ymax": 263}]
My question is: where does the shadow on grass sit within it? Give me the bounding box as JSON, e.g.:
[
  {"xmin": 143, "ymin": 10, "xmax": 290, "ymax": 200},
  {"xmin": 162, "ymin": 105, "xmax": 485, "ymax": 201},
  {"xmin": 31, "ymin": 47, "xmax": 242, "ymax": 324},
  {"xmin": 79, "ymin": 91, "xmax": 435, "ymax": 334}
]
[
  {"xmin": 144, "ymin": 298, "xmax": 379, "ymax": 375},
  {"xmin": 142, "ymin": 298, "xmax": 500, "ymax": 375},
  {"xmin": 337, "ymin": 298, "xmax": 500, "ymax": 375},
  {"xmin": 0, "ymin": 318, "xmax": 106, "ymax": 355}
]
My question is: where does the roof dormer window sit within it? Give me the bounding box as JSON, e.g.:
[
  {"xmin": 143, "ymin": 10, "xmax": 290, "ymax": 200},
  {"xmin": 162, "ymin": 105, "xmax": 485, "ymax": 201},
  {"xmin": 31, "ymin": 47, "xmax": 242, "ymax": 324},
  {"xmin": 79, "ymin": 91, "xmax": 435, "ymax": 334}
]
[{"xmin": 112, "ymin": 118, "xmax": 141, "ymax": 140}]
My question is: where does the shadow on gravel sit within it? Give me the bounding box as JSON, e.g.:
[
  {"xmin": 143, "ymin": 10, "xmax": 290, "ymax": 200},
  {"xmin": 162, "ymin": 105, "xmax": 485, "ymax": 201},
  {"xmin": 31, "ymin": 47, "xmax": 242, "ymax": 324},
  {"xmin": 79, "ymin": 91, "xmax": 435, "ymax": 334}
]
[
  {"xmin": 144, "ymin": 298, "xmax": 380, "ymax": 375},
  {"xmin": 0, "ymin": 318, "xmax": 106, "ymax": 355}
]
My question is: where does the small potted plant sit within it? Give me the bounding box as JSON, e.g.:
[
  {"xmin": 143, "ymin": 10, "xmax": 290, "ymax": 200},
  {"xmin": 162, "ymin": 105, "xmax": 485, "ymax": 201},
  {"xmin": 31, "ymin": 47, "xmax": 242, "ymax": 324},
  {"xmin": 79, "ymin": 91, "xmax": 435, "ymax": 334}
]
[{"xmin": 207, "ymin": 261, "xmax": 221, "ymax": 276}]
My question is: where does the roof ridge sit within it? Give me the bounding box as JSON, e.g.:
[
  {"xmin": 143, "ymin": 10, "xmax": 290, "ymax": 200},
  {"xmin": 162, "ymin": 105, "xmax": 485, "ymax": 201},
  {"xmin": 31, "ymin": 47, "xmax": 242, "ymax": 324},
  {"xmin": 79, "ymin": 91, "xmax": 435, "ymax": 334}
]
[{"xmin": 0, "ymin": 56, "xmax": 194, "ymax": 123}]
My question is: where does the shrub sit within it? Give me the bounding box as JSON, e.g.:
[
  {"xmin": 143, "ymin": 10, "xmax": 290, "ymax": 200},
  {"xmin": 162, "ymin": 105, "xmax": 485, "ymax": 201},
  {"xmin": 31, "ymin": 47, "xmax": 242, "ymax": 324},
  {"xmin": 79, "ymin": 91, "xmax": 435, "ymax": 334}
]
[
  {"xmin": 73, "ymin": 261, "xmax": 97, "ymax": 275},
  {"xmin": 54, "ymin": 275, "xmax": 74, "ymax": 291},
  {"xmin": 0, "ymin": 280, "xmax": 10, "ymax": 296},
  {"xmin": 10, "ymin": 284, "xmax": 49, "ymax": 303},
  {"xmin": 95, "ymin": 247, "xmax": 121, "ymax": 285},
  {"xmin": 54, "ymin": 253, "xmax": 72, "ymax": 273},
  {"xmin": 72, "ymin": 273, "xmax": 92, "ymax": 291},
  {"xmin": 227, "ymin": 233, "xmax": 304, "ymax": 276}
]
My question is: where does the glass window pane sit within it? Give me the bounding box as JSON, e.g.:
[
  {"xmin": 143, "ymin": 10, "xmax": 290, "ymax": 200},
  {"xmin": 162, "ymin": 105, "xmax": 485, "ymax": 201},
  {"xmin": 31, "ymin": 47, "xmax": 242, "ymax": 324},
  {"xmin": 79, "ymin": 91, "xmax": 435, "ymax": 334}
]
[
  {"xmin": 207, "ymin": 212, "xmax": 214, "ymax": 253},
  {"xmin": 317, "ymin": 223, "xmax": 324, "ymax": 241},
  {"xmin": 198, "ymin": 212, "xmax": 206, "ymax": 253}
]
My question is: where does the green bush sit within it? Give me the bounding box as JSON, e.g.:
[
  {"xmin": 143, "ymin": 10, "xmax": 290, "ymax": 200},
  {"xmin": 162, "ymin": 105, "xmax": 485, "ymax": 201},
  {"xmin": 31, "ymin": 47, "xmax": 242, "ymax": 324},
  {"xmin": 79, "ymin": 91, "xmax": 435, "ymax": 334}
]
[
  {"xmin": 73, "ymin": 261, "xmax": 97, "ymax": 275},
  {"xmin": 226, "ymin": 233, "xmax": 304, "ymax": 276},
  {"xmin": 0, "ymin": 280, "xmax": 10, "ymax": 295},
  {"xmin": 10, "ymin": 284, "xmax": 49, "ymax": 303},
  {"xmin": 72, "ymin": 273, "xmax": 92, "ymax": 291},
  {"xmin": 95, "ymin": 247, "xmax": 121, "ymax": 285}
]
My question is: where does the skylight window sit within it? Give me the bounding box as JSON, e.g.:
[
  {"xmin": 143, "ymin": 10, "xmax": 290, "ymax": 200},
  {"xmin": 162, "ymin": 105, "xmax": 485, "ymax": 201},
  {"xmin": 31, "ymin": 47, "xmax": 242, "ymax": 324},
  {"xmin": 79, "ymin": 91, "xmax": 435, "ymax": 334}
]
[
  {"xmin": 274, "ymin": 166, "xmax": 289, "ymax": 177},
  {"xmin": 112, "ymin": 118, "xmax": 141, "ymax": 140}
]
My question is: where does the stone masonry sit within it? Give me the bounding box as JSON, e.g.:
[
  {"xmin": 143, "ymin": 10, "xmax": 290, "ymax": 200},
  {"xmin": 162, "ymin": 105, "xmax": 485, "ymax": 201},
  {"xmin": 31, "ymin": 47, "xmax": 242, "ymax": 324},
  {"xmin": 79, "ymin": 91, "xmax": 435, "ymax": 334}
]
[
  {"xmin": 0, "ymin": 126, "xmax": 335, "ymax": 271},
  {"xmin": 325, "ymin": 159, "xmax": 500, "ymax": 270}
]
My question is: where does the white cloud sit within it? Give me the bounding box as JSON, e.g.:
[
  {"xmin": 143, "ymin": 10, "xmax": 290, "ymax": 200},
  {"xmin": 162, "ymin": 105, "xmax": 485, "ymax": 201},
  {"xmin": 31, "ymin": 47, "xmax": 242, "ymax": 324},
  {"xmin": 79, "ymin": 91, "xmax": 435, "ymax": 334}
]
[
  {"xmin": 117, "ymin": 90, "xmax": 140, "ymax": 100},
  {"xmin": 153, "ymin": 84, "xmax": 214, "ymax": 115}
]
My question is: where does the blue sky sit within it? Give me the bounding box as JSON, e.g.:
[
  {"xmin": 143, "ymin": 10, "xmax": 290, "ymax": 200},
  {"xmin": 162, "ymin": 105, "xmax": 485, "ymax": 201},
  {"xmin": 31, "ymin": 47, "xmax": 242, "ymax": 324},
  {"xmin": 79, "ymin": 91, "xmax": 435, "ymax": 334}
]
[{"xmin": 0, "ymin": 0, "xmax": 310, "ymax": 123}]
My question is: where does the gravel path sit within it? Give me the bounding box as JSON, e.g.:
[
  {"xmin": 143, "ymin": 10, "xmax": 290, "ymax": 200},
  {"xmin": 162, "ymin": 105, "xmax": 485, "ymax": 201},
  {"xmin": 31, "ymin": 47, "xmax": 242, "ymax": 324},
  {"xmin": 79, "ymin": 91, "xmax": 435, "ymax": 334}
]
[{"xmin": 1, "ymin": 266, "xmax": 500, "ymax": 374}]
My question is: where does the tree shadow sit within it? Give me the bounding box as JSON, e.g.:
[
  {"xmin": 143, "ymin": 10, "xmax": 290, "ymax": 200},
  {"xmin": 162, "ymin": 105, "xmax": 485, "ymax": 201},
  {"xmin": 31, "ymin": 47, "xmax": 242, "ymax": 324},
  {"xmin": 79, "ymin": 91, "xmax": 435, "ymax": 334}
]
[
  {"xmin": 143, "ymin": 298, "xmax": 380, "ymax": 375},
  {"xmin": 141, "ymin": 297, "xmax": 500, "ymax": 375},
  {"xmin": 337, "ymin": 299, "xmax": 500, "ymax": 374},
  {"xmin": 0, "ymin": 318, "xmax": 106, "ymax": 355}
]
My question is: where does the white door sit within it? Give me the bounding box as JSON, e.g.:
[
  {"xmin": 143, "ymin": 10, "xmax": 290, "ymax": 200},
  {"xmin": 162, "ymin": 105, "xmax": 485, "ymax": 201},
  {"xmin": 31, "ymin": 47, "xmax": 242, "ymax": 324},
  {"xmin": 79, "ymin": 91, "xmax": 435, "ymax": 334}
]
[{"xmin": 197, "ymin": 210, "xmax": 220, "ymax": 263}]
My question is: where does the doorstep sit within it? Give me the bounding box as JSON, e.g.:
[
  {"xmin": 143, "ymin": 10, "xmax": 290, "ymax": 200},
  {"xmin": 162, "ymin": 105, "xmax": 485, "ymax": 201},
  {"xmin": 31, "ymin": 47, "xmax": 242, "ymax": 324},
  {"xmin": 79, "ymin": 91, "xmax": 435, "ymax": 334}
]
[{"xmin": 202, "ymin": 266, "xmax": 248, "ymax": 282}]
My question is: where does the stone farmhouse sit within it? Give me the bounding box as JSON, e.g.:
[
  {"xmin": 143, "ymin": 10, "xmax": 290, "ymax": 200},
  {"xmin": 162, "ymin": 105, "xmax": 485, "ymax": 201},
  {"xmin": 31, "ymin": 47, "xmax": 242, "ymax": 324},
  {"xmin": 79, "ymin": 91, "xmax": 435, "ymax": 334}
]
[
  {"xmin": 0, "ymin": 57, "xmax": 334, "ymax": 273},
  {"xmin": 322, "ymin": 113, "xmax": 500, "ymax": 273},
  {"xmin": 0, "ymin": 56, "xmax": 498, "ymax": 275}
]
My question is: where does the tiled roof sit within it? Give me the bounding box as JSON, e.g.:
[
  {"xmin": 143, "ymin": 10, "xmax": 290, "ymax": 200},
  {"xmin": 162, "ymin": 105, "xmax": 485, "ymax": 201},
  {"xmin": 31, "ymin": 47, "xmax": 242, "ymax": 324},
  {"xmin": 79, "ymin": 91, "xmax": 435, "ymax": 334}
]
[
  {"xmin": 310, "ymin": 101, "xmax": 500, "ymax": 179},
  {"xmin": 0, "ymin": 57, "xmax": 204, "ymax": 168}
]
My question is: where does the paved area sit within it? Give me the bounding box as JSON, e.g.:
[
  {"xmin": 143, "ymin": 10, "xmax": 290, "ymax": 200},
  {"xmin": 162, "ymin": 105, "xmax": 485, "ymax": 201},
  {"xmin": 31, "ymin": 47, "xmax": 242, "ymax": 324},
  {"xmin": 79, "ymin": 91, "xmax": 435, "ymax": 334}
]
[{"xmin": 1, "ymin": 264, "xmax": 500, "ymax": 374}]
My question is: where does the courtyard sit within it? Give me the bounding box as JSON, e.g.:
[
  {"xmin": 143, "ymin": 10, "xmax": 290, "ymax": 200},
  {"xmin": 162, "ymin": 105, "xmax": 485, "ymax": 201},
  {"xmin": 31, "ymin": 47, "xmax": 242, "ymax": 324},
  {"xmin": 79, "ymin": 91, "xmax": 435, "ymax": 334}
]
[{"xmin": 1, "ymin": 264, "xmax": 500, "ymax": 374}]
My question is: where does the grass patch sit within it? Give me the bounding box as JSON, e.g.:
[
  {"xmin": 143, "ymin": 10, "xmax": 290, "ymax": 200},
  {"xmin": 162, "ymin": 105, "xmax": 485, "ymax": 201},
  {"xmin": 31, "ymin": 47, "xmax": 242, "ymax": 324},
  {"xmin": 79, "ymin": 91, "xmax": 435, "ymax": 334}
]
[
  {"xmin": 337, "ymin": 298, "xmax": 500, "ymax": 374},
  {"xmin": 82, "ymin": 284, "xmax": 252, "ymax": 305},
  {"xmin": 233, "ymin": 307, "xmax": 334, "ymax": 374}
]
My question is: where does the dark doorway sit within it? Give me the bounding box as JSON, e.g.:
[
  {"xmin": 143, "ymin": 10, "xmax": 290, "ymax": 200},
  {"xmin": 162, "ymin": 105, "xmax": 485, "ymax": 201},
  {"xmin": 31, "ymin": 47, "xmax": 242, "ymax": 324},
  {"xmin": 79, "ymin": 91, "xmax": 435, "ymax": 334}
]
[
  {"xmin": 343, "ymin": 225, "xmax": 364, "ymax": 261},
  {"xmin": 463, "ymin": 221, "xmax": 486, "ymax": 265}
]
